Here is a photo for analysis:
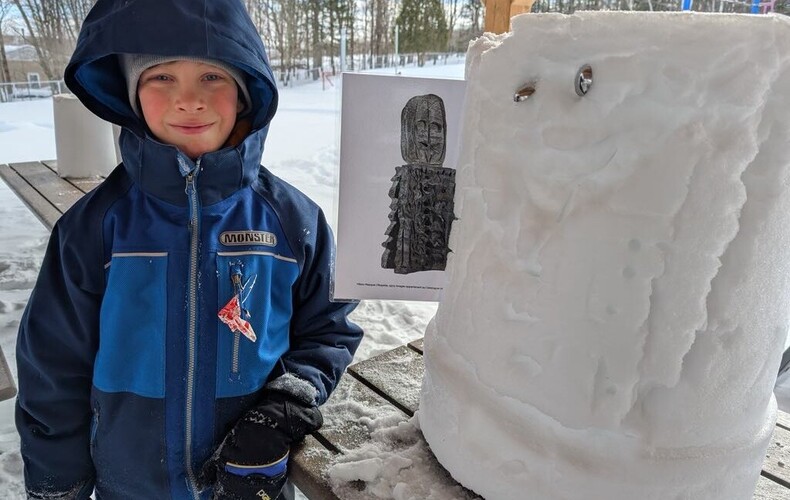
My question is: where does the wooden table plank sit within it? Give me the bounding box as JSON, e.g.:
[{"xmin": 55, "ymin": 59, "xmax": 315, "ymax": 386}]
[
  {"xmin": 9, "ymin": 161, "xmax": 84, "ymax": 213},
  {"xmin": 42, "ymin": 160, "xmax": 104, "ymax": 194},
  {"xmin": 291, "ymin": 435, "xmax": 339, "ymax": 500},
  {"xmin": 763, "ymin": 424, "xmax": 790, "ymax": 488},
  {"xmin": 777, "ymin": 410, "xmax": 790, "ymax": 431},
  {"xmin": 0, "ymin": 164, "xmax": 61, "ymax": 230},
  {"xmin": 317, "ymin": 360, "xmax": 479, "ymax": 500},
  {"xmin": 348, "ymin": 344, "xmax": 424, "ymax": 416},
  {"xmin": 318, "ymin": 373, "xmax": 406, "ymax": 454},
  {"xmin": 755, "ymin": 474, "xmax": 790, "ymax": 499},
  {"xmin": 292, "ymin": 371, "xmax": 411, "ymax": 499}
]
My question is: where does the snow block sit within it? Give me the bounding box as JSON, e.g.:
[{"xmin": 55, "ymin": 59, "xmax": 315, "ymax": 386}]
[
  {"xmin": 421, "ymin": 12, "xmax": 790, "ymax": 500},
  {"xmin": 53, "ymin": 93, "xmax": 117, "ymax": 178}
]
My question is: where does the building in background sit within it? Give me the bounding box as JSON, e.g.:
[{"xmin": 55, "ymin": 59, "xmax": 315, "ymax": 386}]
[{"xmin": 2, "ymin": 38, "xmax": 45, "ymax": 85}]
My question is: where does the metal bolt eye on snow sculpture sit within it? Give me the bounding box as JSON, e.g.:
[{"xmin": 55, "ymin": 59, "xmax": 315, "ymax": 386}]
[
  {"xmin": 575, "ymin": 64, "xmax": 593, "ymax": 96},
  {"xmin": 514, "ymin": 82, "xmax": 536, "ymax": 102},
  {"xmin": 381, "ymin": 94, "xmax": 457, "ymax": 275}
]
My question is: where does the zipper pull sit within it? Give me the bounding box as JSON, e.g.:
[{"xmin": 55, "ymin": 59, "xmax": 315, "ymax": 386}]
[
  {"xmin": 230, "ymin": 262, "xmax": 243, "ymax": 296},
  {"xmin": 183, "ymin": 158, "xmax": 201, "ymax": 197},
  {"xmin": 185, "ymin": 173, "xmax": 195, "ymax": 195},
  {"xmin": 230, "ymin": 263, "xmax": 253, "ymax": 319},
  {"xmin": 219, "ymin": 262, "xmax": 257, "ymax": 342}
]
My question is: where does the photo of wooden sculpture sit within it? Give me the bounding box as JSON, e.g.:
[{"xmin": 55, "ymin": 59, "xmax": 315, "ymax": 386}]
[{"xmin": 381, "ymin": 94, "xmax": 456, "ymax": 274}]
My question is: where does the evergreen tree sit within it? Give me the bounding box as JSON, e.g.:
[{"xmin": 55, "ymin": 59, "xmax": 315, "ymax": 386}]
[{"xmin": 396, "ymin": 0, "xmax": 448, "ymax": 66}]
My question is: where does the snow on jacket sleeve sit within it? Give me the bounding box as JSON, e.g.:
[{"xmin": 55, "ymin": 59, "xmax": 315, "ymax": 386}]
[
  {"xmin": 274, "ymin": 207, "xmax": 363, "ymax": 405},
  {"xmin": 15, "ymin": 219, "xmax": 101, "ymax": 499}
]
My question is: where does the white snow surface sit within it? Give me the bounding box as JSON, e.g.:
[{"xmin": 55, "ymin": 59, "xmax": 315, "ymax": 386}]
[
  {"xmin": 420, "ymin": 12, "xmax": 790, "ymax": 500},
  {"xmin": 0, "ymin": 63, "xmax": 462, "ymax": 498}
]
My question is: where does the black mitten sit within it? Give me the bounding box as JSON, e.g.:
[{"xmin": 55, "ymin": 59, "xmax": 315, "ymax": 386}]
[
  {"xmin": 212, "ymin": 467, "xmax": 287, "ymax": 500},
  {"xmin": 200, "ymin": 391, "xmax": 323, "ymax": 500}
]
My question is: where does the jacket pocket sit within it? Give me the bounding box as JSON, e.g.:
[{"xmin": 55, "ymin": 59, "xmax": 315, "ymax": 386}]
[
  {"xmin": 216, "ymin": 252, "xmax": 299, "ymax": 398},
  {"xmin": 96, "ymin": 253, "xmax": 168, "ymax": 398}
]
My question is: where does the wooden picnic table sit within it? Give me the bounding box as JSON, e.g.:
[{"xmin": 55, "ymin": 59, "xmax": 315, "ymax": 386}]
[{"xmin": 2, "ymin": 160, "xmax": 790, "ymax": 499}]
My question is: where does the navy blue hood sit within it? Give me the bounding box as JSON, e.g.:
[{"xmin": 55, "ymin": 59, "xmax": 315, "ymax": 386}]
[{"xmin": 64, "ymin": 0, "xmax": 279, "ymax": 206}]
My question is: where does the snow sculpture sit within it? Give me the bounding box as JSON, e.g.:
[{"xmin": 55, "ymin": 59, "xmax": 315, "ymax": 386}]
[
  {"xmin": 420, "ymin": 12, "xmax": 790, "ymax": 500},
  {"xmin": 382, "ymin": 94, "xmax": 456, "ymax": 274}
]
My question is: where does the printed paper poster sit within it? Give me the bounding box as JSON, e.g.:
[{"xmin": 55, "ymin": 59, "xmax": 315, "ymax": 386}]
[{"xmin": 334, "ymin": 73, "xmax": 467, "ymax": 301}]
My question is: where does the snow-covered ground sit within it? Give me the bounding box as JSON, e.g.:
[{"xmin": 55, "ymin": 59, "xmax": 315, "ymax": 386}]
[{"xmin": 0, "ymin": 62, "xmax": 462, "ymax": 498}]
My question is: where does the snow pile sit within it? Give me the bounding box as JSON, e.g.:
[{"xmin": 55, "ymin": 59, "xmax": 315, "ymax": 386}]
[
  {"xmin": 421, "ymin": 12, "xmax": 790, "ymax": 500},
  {"xmin": 350, "ymin": 301, "xmax": 437, "ymax": 361},
  {"xmin": 325, "ymin": 403, "xmax": 477, "ymax": 499},
  {"xmin": 0, "ymin": 100, "xmax": 55, "ymax": 165}
]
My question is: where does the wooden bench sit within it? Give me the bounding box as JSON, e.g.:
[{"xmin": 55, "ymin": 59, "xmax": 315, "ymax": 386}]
[
  {"xmin": 0, "ymin": 160, "xmax": 103, "ymax": 231},
  {"xmin": 3, "ymin": 161, "xmax": 790, "ymax": 499}
]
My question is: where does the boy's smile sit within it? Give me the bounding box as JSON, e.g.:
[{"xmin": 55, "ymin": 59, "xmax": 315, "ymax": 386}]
[{"xmin": 137, "ymin": 60, "xmax": 243, "ymax": 159}]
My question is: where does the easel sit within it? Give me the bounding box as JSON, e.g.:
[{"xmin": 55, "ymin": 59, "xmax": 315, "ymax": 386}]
[{"xmin": 483, "ymin": 0, "xmax": 536, "ymax": 34}]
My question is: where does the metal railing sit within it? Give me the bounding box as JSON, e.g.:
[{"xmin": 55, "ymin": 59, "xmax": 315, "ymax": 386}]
[{"xmin": 0, "ymin": 80, "xmax": 66, "ymax": 103}]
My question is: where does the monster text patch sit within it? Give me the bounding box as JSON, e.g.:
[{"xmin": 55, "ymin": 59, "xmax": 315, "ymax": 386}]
[{"xmin": 220, "ymin": 231, "xmax": 277, "ymax": 247}]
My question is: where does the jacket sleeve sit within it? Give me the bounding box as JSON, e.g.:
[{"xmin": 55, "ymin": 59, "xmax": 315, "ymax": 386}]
[
  {"xmin": 15, "ymin": 222, "xmax": 100, "ymax": 499},
  {"xmin": 271, "ymin": 208, "xmax": 363, "ymax": 405}
]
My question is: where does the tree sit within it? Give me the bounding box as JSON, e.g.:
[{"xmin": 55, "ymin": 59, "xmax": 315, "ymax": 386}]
[
  {"xmin": 396, "ymin": 0, "xmax": 448, "ymax": 66},
  {"xmin": 308, "ymin": 0, "xmax": 322, "ymax": 74},
  {"xmin": 360, "ymin": 0, "xmax": 394, "ymax": 68},
  {"xmin": 322, "ymin": 0, "xmax": 354, "ymax": 73},
  {"xmin": 452, "ymin": 0, "xmax": 483, "ymax": 51},
  {"xmin": 246, "ymin": 0, "xmax": 310, "ymax": 83},
  {"xmin": 444, "ymin": 0, "xmax": 461, "ymax": 51},
  {"xmin": 12, "ymin": 0, "xmax": 94, "ymax": 80},
  {"xmin": 0, "ymin": 0, "xmax": 13, "ymax": 83}
]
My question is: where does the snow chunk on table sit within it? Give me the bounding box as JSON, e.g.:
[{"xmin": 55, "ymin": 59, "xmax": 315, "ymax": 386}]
[{"xmin": 328, "ymin": 412, "xmax": 479, "ymax": 500}]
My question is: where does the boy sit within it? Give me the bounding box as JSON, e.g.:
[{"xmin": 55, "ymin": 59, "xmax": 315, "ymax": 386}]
[{"xmin": 14, "ymin": 0, "xmax": 363, "ymax": 499}]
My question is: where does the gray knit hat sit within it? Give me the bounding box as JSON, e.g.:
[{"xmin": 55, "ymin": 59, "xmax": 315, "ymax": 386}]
[{"xmin": 120, "ymin": 54, "xmax": 251, "ymax": 117}]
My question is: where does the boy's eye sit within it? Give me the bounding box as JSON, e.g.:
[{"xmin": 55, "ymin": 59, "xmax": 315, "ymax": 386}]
[
  {"xmin": 203, "ymin": 74, "xmax": 224, "ymax": 82},
  {"xmin": 144, "ymin": 74, "xmax": 171, "ymax": 83}
]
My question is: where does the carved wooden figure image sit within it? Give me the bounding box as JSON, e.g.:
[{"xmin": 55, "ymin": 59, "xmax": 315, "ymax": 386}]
[{"xmin": 381, "ymin": 94, "xmax": 456, "ymax": 275}]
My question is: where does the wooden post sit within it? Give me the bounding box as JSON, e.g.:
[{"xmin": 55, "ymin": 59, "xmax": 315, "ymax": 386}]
[
  {"xmin": 511, "ymin": 0, "xmax": 536, "ymax": 16},
  {"xmin": 483, "ymin": 0, "xmax": 513, "ymax": 34},
  {"xmin": 483, "ymin": 0, "xmax": 536, "ymax": 34}
]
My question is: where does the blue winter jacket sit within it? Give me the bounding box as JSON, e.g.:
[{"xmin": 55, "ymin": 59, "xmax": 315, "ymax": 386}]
[{"xmin": 14, "ymin": 1, "xmax": 362, "ymax": 499}]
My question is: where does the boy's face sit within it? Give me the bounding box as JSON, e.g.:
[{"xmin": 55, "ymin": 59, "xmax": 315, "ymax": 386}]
[{"xmin": 137, "ymin": 60, "xmax": 243, "ymax": 159}]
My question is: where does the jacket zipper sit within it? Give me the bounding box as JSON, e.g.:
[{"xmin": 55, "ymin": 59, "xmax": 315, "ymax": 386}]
[
  {"xmin": 183, "ymin": 158, "xmax": 201, "ymax": 500},
  {"xmin": 229, "ymin": 262, "xmax": 243, "ymax": 378}
]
